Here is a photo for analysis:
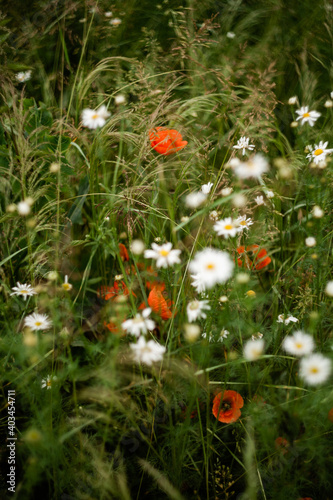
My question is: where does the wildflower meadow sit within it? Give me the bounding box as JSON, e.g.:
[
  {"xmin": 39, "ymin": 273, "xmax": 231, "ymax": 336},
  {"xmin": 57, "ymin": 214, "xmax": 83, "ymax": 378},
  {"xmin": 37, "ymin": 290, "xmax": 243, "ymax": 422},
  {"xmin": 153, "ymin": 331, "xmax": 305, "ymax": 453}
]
[{"xmin": 1, "ymin": 0, "xmax": 333, "ymax": 499}]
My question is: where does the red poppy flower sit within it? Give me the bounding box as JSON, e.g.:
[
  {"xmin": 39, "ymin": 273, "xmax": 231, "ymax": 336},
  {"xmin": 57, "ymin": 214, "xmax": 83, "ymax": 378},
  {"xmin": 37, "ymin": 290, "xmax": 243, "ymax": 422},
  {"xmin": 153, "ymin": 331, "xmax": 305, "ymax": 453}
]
[
  {"xmin": 328, "ymin": 408, "xmax": 333, "ymax": 422},
  {"xmin": 149, "ymin": 127, "xmax": 188, "ymax": 155},
  {"xmin": 275, "ymin": 437, "xmax": 289, "ymax": 455},
  {"xmin": 97, "ymin": 281, "xmax": 136, "ymax": 301},
  {"xmin": 237, "ymin": 244, "xmax": 271, "ymax": 270},
  {"xmin": 147, "ymin": 286, "xmax": 173, "ymax": 320},
  {"xmin": 212, "ymin": 390, "xmax": 244, "ymax": 423},
  {"xmin": 119, "ymin": 243, "xmax": 129, "ymax": 262}
]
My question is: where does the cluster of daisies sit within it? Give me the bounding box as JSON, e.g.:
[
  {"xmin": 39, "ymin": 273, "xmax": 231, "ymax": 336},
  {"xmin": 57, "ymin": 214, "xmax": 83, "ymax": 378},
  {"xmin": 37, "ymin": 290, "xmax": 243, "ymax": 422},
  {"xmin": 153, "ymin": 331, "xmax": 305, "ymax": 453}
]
[{"xmin": 10, "ymin": 277, "xmax": 72, "ymax": 333}]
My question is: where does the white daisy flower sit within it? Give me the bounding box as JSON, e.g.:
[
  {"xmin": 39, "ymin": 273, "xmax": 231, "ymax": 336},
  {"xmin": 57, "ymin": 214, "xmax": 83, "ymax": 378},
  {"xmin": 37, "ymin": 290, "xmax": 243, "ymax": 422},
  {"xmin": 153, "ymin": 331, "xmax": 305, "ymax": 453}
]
[
  {"xmin": 221, "ymin": 187, "xmax": 233, "ymax": 196},
  {"xmin": 201, "ymin": 182, "xmax": 213, "ymax": 194},
  {"xmin": 233, "ymin": 136, "xmax": 255, "ymax": 156},
  {"xmin": 305, "ymin": 237, "xmax": 316, "ymax": 247},
  {"xmin": 130, "ymin": 336, "xmax": 165, "ymax": 366},
  {"xmin": 81, "ymin": 105, "xmax": 110, "ymax": 129},
  {"xmin": 130, "ymin": 239, "xmax": 145, "ymax": 255},
  {"xmin": 104, "ymin": 11, "xmax": 113, "ymax": 17},
  {"xmin": 114, "ymin": 94, "xmax": 126, "ymax": 105},
  {"xmin": 217, "ymin": 329, "xmax": 230, "ymax": 342},
  {"xmin": 62, "ymin": 275, "xmax": 73, "ymax": 291},
  {"xmin": 325, "ymin": 281, "xmax": 333, "ymax": 297},
  {"xmin": 121, "ymin": 308, "xmax": 155, "ymax": 337},
  {"xmin": 288, "ymin": 96, "xmax": 298, "ymax": 105},
  {"xmin": 17, "ymin": 200, "xmax": 32, "ymax": 215},
  {"xmin": 324, "ymin": 100, "xmax": 333, "ymax": 108},
  {"xmin": 226, "ymin": 31, "xmax": 235, "ymax": 39},
  {"xmin": 41, "ymin": 375, "xmax": 57, "ymax": 390},
  {"xmin": 213, "ymin": 217, "xmax": 242, "ymax": 238},
  {"xmin": 277, "ymin": 314, "xmax": 298, "ymax": 325},
  {"xmin": 24, "ymin": 313, "xmax": 52, "ymax": 331},
  {"xmin": 144, "ymin": 242, "xmax": 181, "ymax": 268},
  {"xmin": 16, "ymin": 70, "xmax": 32, "ymax": 83},
  {"xmin": 232, "ymin": 154, "xmax": 269, "ymax": 179},
  {"xmin": 185, "ymin": 191, "xmax": 207, "ymax": 208},
  {"xmin": 187, "ymin": 300, "xmax": 211, "ymax": 322},
  {"xmin": 312, "ymin": 206, "xmax": 324, "ymax": 218},
  {"xmin": 244, "ymin": 338, "xmax": 265, "ymax": 361},
  {"xmin": 306, "ymin": 141, "xmax": 333, "ymax": 164},
  {"xmin": 299, "ymin": 353, "xmax": 331, "ymax": 385},
  {"xmin": 110, "ymin": 18, "xmax": 122, "ymax": 26},
  {"xmin": 236, "ymin": 215, "xmax": 253, "ymax": 230},
  {"xmin": 282, "ymin": 330, "xmax": 315, "ymax": 357},
  {"xmin": 254, "ymin": 195, "xmax": 265, "ymax": 206},
  {"xmin": 184, "ymin": 323, "xmax": 201, "ymax": 342},
  {"xmin": 189, "ymin": 248, "xmax": 234, "ymax": 292},
  {"xmin": 10, "ymin": 282, "xmax": 37, "ymax": 301},
  {"xmin": 295, "ymin": 106, "xmax": 321, "ymax": 126},
  {"xmin": 266, "ymin": 190, "xmax": 274, "ymax": 198}
]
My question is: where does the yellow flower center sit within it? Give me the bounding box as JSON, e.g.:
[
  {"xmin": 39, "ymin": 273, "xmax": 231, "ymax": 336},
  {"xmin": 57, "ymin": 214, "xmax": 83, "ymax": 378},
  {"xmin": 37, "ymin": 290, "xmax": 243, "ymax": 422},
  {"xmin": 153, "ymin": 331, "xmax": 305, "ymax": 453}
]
[
  {"xmin": 189, "ymin": 301, "xmax": 199, "ymax": 310},
  {"xmin": 224, "ymin": 224, "xmax": 234, "ymax": 230},
  {"xmin": 206, "ymin": 263, "xmax": 215, "ymax": 270},
  {"xmin": 240, "ymin": 221, "xmax": 246, "ymax": 226},
  {"xmin": 92, "ymin": 114, "xmax": 99, "ymax": 119},
  {"xmin": 62, "ymin": 283, "xmax": 71, "ymax": 290},
  {"xmin": 159, "ymin": 249, "xmax": 169, "ymax": 257},
  {"xmin": 295, "ymin": 343, "xmax": 303, "ymax": 349},
  {"xmin": 21, "ymin": 290, "xmax": 28, "ymax": 294},
  {"xmin": 303, "ymin": 112, "xmax": 310, "ymax": 118},
  {"xmin": 47, "ymin": 380, "xmax": 52, "ymax": 387},
  {"xmin": 310, "ymin": 367, "xmax": 319, "ymax": 374},
  {"xmin": 314, "ymin": 149, "xmax": 323, "ymax": 156},
  {"xmin": 35, "ymin": 321, "xmax": 42, "ymax": 326}
]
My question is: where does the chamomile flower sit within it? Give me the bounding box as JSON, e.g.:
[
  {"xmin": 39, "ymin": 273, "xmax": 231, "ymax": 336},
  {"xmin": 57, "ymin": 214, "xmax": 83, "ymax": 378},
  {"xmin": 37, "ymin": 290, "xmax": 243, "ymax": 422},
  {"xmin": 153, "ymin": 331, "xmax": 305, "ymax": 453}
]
[
  {"xmin": 201, "ymin": 182, "xmax": 214, "ymax": 194},
  {"xmin": 288, "ymin": 96, "xmax": 298, "ymax": 105},
  {"xmin": 187, "ymin": 300, "xmax": 211, "ymax": 322},
  {"xmin": 189, "ymin": 248, "xmax": 234, "ymax": 292},
  {"xmin": 62, "ymin": 275, "xmax": 72, "ymax": 291},
  {"xmin": 217, "ymin": 329, "xmax": 230, "ymax": 342},
  {"xmin": 185, "ymin": 191, "xmax": 207, "ymax": 208},
  {"xmin": 325, "ymin": 281, "xmax": 333, "ymax": 297},
  {"xmin": 10, "ymin": 282, "xmax": 37, "ymax": 300},
  {"xmin": 110, "ymin": 18, "xmax": 122, "ymax": 27},
  {"xmin": 24, "ymin": 313, "xmax": 52, "ymax": 331},
  {"xmin": 236, "ymin": 215, "xmax": 253, "ymax": 231},
  {"xmin": 130, "ymin": 336, "xmax": 165, "ymax": 365},
  {"xmin": 213, "ymin": 217, "xmax": 241, "ymax": 238},
  {"xmin": 244, "ymin": 338, "xmax": 265, "ymax": 361},
  {"xmin": 282, "ymin": 330, "xmax": 314, "ymax": 357},
  {"xmin": 299, "ymin": 353, "xmax": 331, "ymax": 385},
  {"xmin": 305, "ymin": 237, "xmax": 316, "ymax": 247},
  {"xmin": 16, "ymin": 70, "xmax": 32, "ymax": 83},
  {"xmin": 121, "ymin": 308, "xmax": 155, "ymax": 337},
  {"xmin": 254, "ymin": 196, "xmax": 265, "ymax": 206},
  {"xmin": 233, "ymin": 136, "xmax": 255, "ymax": 156},
  {"xmin": 306, "ymin": 141, "xmax": 333, "ymax": 164},
  {"xmin": 277, "ymin": 314, "xmax": 298, "ymax": 325},
  {"xmin": 41, "ymin": 375, "xmax": 57, "ymax": 390},
  {"xmin": 17, "ymin": 200, "xmax": 32, "ymax": 215},
  {"xmin": 295, "ymin": 106, "xmax": 321, "ymax": 126},
  {"xmin": 114, "ymin": 94, "xmax": 125, "ymax": 105},
  {"xmin": 81, "ymin": 105, "xmax": 110, "ymax": 129},
  {"xmin": 144, "ymin": 242, "xmax": 181, "ymax": 268},
  {"xmin": 312, "ymin": 206, "xmax": 324, "ymax": 218},
  {"xmin": 232, "ymin": 154, "xmax": 269, "ymax": 179}
]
